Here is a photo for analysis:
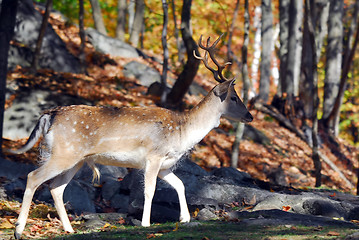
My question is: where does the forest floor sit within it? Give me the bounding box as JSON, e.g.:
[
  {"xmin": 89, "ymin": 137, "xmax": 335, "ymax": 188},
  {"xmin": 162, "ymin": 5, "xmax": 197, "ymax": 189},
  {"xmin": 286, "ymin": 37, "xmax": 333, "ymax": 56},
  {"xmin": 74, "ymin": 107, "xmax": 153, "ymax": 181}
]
[{"xmin": 1, "ymin": 12, "xmax": 359, "ymax": 239}]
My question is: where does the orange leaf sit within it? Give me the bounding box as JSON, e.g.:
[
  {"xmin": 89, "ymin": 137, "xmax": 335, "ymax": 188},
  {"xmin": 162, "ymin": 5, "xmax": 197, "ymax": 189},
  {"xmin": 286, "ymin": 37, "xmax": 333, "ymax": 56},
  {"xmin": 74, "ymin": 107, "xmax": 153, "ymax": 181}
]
[
  {"xmin": 192, "ymin": 208, "xmax": 200, "ymax": 218},
  {"xmin": 327, "ymin": 231, "xmax": 340, "ymax": 236},
  {"xmin": 102, "ymin": 223, "xmax": 111, "ymax": 228},
  {"xmin": 173, "ymin": 222, "xmax": 179, "ymax": 232},
  {"xmin": 146, "ymin": 233, "xmax": 156, "ymax": 239},
  {"xmin": 282, "ymin": 206, "xmax": 291, "ymax": 211},
  {"xmin": 118, "ymin": 217, "xmax": 126, "ymax": 225},
  {"xmin": 0, "ymin": 218, "xmax": 13, "ymax": 229}
]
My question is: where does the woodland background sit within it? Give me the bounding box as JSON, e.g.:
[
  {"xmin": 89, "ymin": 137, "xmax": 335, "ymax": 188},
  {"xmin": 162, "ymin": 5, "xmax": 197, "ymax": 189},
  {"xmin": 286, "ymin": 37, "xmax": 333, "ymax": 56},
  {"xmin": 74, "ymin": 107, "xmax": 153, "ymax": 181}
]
[{"xmin": 0, "ymin": 0, "xmax": 358, "ymax": 238}]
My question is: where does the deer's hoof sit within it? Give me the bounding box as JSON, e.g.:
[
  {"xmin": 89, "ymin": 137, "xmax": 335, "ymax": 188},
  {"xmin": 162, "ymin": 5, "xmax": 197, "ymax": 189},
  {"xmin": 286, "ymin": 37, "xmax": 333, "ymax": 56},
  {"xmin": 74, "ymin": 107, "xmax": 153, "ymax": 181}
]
[{"xmin": 14, "ymin": 231, "xmax": 21, "ymax": 239}]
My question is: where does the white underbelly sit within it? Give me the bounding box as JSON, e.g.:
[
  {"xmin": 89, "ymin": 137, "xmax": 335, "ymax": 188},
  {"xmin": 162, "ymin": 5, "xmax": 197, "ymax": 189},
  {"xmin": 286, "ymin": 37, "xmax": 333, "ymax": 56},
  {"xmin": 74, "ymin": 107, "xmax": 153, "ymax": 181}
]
[{"xmin": 87, "ymin": 149, "xmax": 147, "ymax": 169}]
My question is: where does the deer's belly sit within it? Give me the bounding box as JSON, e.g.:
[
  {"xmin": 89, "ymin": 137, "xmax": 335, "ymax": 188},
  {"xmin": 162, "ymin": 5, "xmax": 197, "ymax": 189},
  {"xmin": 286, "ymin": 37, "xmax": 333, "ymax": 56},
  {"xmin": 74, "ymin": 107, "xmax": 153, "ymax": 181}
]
[{"xmin": 89, "ymin": 150, "xmax": 147, "ymax": 169}]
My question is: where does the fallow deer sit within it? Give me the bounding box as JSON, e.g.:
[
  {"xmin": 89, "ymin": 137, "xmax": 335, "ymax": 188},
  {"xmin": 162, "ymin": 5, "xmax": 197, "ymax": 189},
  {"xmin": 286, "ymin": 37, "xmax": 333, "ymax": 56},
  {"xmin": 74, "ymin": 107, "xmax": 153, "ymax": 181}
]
[{"xmin": 9, "ymin": 35, "xmax": 253, "ymax": 239}]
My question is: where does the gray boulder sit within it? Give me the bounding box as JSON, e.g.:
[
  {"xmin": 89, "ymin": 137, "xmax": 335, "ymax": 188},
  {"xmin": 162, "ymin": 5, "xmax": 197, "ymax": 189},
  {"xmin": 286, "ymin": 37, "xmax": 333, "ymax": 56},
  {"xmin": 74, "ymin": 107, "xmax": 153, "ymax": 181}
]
[
  {"xmin": 86, "ymin": 28, "xmax": 139, "ymax": 58},
  {"xmin": 8, "ymin": 0, "xmax": 81, "ymax": 72},
  {"xmin": 4, "ymin": 89, "xmax": 91, "ymax": 140},
  {"xmin": 123, "ymin": 61, "xmax": 161, "ymax": 87}
]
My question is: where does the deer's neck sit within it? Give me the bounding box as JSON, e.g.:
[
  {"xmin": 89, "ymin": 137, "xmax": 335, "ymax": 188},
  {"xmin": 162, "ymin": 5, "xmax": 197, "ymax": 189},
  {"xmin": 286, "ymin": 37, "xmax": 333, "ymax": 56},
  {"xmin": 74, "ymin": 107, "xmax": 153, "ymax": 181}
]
[{"xmin": 180, "ymin": 92, "xmax": 222, "ymax": 150}]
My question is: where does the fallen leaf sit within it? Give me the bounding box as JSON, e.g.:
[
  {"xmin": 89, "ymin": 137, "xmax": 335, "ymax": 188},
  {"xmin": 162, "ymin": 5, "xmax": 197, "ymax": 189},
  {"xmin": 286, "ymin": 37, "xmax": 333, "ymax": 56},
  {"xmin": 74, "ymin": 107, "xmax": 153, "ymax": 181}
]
[
  {"xmin": 327, "ymin": 231, "xmax": 340, "ymax": 236},
  {"xmin": 282, "ymin": 206, "xmax": 291, "ymax": 211},
  {"xmin": 0, "ymin": 218, "xmax": 13, "ymax": 229},
  {"xmin": 173, "ymin": 222, "xmax": 179, "ymax": 232},
  {"xmin": 192, "ymin": 208, "xmax": 200, "ymax": 218},
  {"xmin": 146, "ymin": 233, "xmax": 156, "ymax": 239},
  {"xmin": 102, "ymin": 223, "xmax": 111, "ymax": 228},
  {"xmin": 314, "ymin": 226, "xmax": 323, "ymax": 231},
  {"xmin": 118, "ymin": 217, "xmax": 126, "ymax": 225},
  {"xmin": 242, "ymin": 206, "xmax": 254, "ymax": 211},
  {"xmin": 329, "ymin": 192, "xmax": 336, "ymax": 197},
  {"xmin": 29, "ymin": 224, "xmax": 43, "ymax": 233}
]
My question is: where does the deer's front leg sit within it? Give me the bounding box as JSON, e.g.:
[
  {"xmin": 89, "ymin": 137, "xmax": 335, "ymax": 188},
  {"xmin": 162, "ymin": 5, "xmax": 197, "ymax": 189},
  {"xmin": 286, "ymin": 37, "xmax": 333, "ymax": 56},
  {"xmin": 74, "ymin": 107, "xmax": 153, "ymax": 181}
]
[
  {"xmin": 141, "ymin": 160, "xmax": 161, "ymax": 227},
  {"xmin": 159, "ymin": 169, "xmax": 190, "ymax": 223}
]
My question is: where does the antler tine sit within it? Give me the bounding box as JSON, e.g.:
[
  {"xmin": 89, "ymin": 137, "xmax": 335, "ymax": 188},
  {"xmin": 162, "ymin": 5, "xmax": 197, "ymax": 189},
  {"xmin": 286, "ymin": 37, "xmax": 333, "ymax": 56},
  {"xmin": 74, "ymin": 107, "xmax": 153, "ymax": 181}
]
[
  {"xmin": 193, "ymin": 49, "xmax": 221, "ymax": 82},
  {"xmin": 195, "ymin": 34, "xmax": 234, "ymax": 83}
]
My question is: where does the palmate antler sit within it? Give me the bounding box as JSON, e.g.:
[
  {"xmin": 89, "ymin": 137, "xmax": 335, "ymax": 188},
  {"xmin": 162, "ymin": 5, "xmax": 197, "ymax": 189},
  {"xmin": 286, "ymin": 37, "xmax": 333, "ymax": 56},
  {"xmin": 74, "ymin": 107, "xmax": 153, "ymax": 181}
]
[{"xmin": 194, "ymin": 34, "xmax": 234, "ymax": 83}]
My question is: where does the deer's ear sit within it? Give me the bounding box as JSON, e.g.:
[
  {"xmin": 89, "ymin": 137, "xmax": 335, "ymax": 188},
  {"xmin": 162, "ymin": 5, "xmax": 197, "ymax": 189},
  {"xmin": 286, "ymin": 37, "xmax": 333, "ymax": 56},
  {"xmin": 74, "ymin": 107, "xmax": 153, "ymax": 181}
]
[{"xmin": 214, "ymin": 80, "xmax": 232, "ymax": 102}]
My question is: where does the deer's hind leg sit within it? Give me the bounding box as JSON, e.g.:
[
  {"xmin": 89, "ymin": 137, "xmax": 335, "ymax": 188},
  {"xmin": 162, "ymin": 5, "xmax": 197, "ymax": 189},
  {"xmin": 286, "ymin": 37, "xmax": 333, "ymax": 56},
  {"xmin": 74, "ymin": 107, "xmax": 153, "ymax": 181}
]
[
  {"xmin": 159, "ymin": 169, "xmax": 190, "ymax": 223},
  {"xmin": 49, "ymin": 161, "xmax": 84, "ymax": 233},
  {"xmin": 15, "ymin": 157, "xmax": 81, "ymax": 239}
]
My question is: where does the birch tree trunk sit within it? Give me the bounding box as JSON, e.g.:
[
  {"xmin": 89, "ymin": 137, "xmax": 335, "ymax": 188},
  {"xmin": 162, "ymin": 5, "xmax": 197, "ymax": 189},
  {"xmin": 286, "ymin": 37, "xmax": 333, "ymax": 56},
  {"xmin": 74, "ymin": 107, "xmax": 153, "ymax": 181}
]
[
  {"xmin": 89, "ymin": 0, "xmax": 107, "ymax": 35},
  {"xmin": 280, "ymin": 0, "xmax": 303, "ymax": 98},
  {"xmin": 231, "ymin": 0, "xmax": 249, "ymax": 168},
  {"xmin": 259, "ymin": 0, "xmax": 273, "ymax": 102},
  {"xmin": 129, "ymin": 0, "xmax": 145, "ymax": 47},
  {"xmin": 116, "ymin": 0, "xmax": 127, "ymax": 41},
  {"xmin": 322, "ymin": 0, "xmax": 343, "ymax": 134},
  {"xmin": 128, "ymin": 0, "xmax": 135, "ymax": 33},
  {"xmin": 251, "ymin": 6, "xmax": 261, "ymax": 99},
  {"xmin": 286, "ymin": 0, "xmax": 302, "ymax": 96},
  {"xmin": 324, "ymin": 0, "xmax": 359, "ymax": 137},
  {"xmin": 160, "ymin": 0, "xmax": 169, "ymax": 104},
  {"xmin": 171, "ymin": 0, "xmax": 184, "ymax": 65}
]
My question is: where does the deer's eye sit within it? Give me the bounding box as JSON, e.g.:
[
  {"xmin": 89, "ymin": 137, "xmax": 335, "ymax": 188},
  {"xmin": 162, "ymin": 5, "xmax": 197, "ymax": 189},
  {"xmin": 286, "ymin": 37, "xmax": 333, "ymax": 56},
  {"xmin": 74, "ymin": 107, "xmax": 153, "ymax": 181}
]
[{"xmin": 231, "ymin": 96, "xmax": 238, "ymax": 103}]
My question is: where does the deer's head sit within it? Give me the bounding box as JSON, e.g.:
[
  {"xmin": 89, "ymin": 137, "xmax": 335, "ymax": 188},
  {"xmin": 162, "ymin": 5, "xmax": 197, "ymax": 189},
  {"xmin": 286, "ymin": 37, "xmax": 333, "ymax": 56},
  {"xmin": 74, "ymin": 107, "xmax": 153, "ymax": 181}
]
[{"xmin": 195, "ymin": 35, "xmax": 253, "ymax": 123}]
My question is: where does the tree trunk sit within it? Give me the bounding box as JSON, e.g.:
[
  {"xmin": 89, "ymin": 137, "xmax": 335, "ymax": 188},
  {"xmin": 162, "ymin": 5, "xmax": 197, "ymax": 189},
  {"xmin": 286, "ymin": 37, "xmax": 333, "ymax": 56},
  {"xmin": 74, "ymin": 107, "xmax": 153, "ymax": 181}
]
[
  {"xmin": 129, "ymin": 0, "xmax": 145, "ymax": 47},
  {"xmin": 78, "ymin": 0, "xmax": 86, "ymax": 74},
  {"xmin": 283, "ymin": 0, "xmax": 302, "ymax": 97},
  {"xmin": 259, "ymin": 0, "xmax": 273, "ymax": 102},
  {"xmin": 324, "ymin": 1, "xmax": 359, "ymax": 137},
  {"xmin": 299, "ymin": 0, "xmax": 329, "ymax": 119},
  {"xmin": 31, "ymin": 0, "xmax": 52, "ymax": 73},
  {"xmin": 251, "ymin": 6, "xmax": 261, "ymax": 98},
  {"xmin": 322, "ymin": 0, "xmax": 343, "ymax": 135},
  {"xmin": 89, "ymin": 0, "xmax": 107, "ymax": 35},
  {"xmin": 305, "ymin": 0, "xmax": 321, "ymax": 187},
  {"xmin": 116, "ymin": 0, "xmax": 126, "ymax": 41},
  {"xmin": 171, "ymin": 0, "xmax": 184, "ymax": 65},
  {"xmin": 279, "ymin": 0, "xmax": 290, "ymax": 96},
  {"xmin": 231, "ymin": 0, "xmax": 249, "ymax": 168},
  {"xmin": 160, "ymin": 0, "xmax": 169, "ymax": 104},
  {"xmin": 227, "ymin": 0, "xmax": 240, "ymax": 70},
  {"xmin": 0, "ymin": 0, "xmax": 18, "ymax": 154},
  {"xmin": 128, "ymin": 0, "xmax": 135, "ymax": 33},
  {"xmin": 166, "ymin": 0, "xmax": 199, "ymax": 107}
]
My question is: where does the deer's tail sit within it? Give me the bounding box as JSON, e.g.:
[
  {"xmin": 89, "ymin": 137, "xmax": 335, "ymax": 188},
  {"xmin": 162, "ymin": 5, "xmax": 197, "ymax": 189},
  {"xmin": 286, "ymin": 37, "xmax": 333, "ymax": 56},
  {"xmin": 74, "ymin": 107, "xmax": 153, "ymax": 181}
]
[{"xmin": 6, "ymin": 114, "xmax": 52, "ymax": 154}]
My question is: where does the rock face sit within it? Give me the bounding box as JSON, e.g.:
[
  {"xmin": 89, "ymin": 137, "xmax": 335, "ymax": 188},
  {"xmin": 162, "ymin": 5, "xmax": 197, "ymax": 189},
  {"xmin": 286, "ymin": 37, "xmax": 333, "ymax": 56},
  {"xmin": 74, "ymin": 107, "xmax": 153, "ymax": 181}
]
[
  {"xmin": 85, "ymin": 28, "xmax": 140, "ymax": 58},
  {"xmin": 3, "ymin": 89, "xmax": 91, "ymax": 140},
  {"xmin": 8, "ymin": 0, "xmax": 81, "ymax": 73},
  {"xmin": 1, "ymin": 156, "xmax": 359, "ymax": 229},
  {"xmin": 123, "ymin": 61, "xmax": 161, "ymax": 87}
]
